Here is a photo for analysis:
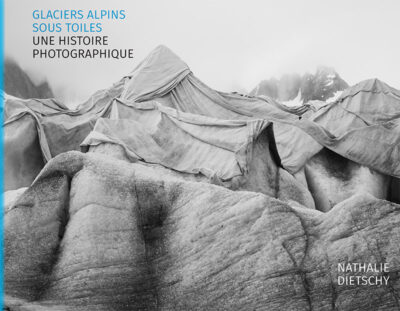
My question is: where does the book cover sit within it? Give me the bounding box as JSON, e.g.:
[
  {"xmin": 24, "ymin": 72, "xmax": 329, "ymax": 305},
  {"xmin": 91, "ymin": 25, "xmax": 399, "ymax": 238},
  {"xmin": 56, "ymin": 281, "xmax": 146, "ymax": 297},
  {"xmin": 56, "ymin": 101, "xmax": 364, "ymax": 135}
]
[{"xmin": 2, "ymin": 1, "xmax": 400, "ymax": 310}]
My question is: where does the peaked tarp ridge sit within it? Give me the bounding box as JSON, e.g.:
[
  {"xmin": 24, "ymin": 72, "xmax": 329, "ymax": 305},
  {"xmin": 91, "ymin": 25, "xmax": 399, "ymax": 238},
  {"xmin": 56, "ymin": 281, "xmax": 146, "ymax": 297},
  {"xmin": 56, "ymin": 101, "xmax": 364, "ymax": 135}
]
[
  {"xmin": 116, "ymin": 45, "xmax": 400, "ymax": 178},
  {"xmin": 121, "ymin": 45, "xmax": 192, "ymax": 102}
]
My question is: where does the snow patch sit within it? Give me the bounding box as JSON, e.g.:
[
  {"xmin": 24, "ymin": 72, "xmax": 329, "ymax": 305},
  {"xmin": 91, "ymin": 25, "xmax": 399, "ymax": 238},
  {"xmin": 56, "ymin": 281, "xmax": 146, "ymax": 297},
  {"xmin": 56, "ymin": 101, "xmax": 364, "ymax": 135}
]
[
  {"xmin": 325, "ymin": 80, "xmax": 334, "ymax": 86},
  {"xmin": 281, "ymin": 90, "xmax": 303, "ymax": 107},
  {"xmin": 2, "ymin": 92, "xmax": 20, "ymax": 100}
]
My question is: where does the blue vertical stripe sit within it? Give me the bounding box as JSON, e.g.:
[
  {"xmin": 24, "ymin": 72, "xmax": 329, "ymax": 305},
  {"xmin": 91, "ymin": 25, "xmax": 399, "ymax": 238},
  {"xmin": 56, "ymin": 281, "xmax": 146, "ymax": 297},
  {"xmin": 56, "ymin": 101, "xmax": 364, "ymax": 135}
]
[{"xmin": 0, "ymin": 0, "xmax": 4, "ymax": 309}]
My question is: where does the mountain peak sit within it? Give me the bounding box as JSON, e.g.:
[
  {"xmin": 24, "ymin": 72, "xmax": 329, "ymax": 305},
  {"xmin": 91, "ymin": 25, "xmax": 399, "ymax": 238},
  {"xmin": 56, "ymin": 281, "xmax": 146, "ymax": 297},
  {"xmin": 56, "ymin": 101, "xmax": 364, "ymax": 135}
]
[
  {"xmin": 3, "ymin": 57, "xmax": 54, "ymax": 99},
  {"xmin": 250, "ymin": 67, "xmax": 348, "ymax": 105}
]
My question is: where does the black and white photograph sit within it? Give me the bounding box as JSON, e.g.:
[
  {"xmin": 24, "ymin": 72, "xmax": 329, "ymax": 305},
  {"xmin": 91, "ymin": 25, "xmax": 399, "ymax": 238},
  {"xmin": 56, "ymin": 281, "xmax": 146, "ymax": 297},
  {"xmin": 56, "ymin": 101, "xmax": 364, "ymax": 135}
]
[{"xmin": 2, "ymin": 0, "xmax": 400, "ymax": 310}]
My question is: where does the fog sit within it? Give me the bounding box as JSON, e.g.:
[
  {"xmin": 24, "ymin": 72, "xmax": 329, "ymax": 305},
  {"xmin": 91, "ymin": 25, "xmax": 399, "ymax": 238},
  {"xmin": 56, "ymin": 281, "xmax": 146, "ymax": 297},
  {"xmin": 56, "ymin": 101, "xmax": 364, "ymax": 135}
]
[{"xmin": 5, "ymin": 0, "xmax": 400, "ymax": 104}]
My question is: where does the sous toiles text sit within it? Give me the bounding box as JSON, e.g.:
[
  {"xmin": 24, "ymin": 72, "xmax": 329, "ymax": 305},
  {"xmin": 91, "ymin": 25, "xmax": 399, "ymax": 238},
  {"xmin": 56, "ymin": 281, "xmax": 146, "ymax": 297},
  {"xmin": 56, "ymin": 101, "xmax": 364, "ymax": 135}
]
[{"xmin": 32, "ymin": 9, "xmax": 126, "ymax": 33}]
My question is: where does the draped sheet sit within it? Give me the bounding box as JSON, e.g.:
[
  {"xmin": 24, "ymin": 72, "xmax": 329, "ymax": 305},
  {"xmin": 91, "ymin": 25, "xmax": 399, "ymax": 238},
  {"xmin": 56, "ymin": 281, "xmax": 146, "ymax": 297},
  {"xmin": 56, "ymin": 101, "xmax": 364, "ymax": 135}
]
[
  {"xmin": 4, "ymin": 45, "xmax": 400, "ymax": 181},
  {"xmin": 82, "ymin": 101, "xmax": 271, "ymax": 180}
]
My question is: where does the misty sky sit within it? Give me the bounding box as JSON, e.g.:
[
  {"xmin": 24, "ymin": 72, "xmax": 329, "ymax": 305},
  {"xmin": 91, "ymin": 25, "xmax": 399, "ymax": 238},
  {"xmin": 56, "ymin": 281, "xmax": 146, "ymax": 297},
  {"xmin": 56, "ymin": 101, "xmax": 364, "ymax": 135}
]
[{"xmin": 5, "ymin": 0, "xmax": 400, "ymax": 104}]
